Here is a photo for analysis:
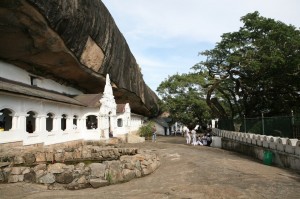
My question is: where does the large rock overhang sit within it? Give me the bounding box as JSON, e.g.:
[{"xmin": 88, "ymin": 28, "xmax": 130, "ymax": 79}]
[{"xmin": 0, "ymin": 0, "xmax": 160, "ymax": 117}]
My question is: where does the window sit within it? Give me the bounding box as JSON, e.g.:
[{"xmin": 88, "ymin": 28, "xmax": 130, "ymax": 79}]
[
  {"xmin": 0, "ymin": 109, "xmax": 13, "ymax": 131},
  {"xmin": 73, "ymin": 115, "xmax": 78, "ymax": 125},
  {"xmin": 73, "ymin": 115, "xmax": 78, "ymax": 130},
  {"xmin": 86, "ymin": 115, "xmax": 97, "ymax": 129},
  {"xmin": 30, "ymin": 76, "xmax": 38, "ymax": 86},
  {"xmin": 26, "ymin": 111, "xmax": 36, "ymax": 133},
  {"xmin": 46, "ymin": 113, "xmax": 54, "ymax": 132},
  {"xmin": 61, "ymin": 114, "xmax": 67, "ymax": 131},
  {"xmin": 117, "ymin": 119, "xmax": 123, "ymax": 127}
]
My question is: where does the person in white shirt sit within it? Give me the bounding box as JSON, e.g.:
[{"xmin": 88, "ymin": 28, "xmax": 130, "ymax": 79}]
[
  {"xmin": 201, "ymin": 134, "xmax": 208, "ymax": 146},
  {"xmin": 191, "ymin": 129, "xmax": 197, "ymax": 146},
  {"xmin": 183, "ymin": 126, "xmax": 191, "ymax": 144},
  {"xmin": 196, "ymin": 136, "xmax": 204, "ymax": 146}
]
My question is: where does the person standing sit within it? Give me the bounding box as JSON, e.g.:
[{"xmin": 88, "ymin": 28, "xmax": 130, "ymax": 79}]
[
  {"xmin": 191, "ymin": 129, "xmax": 197, "ymax": 146},
  {"xmin": 206, "ymin": 132, "xmax": 212, "ymax": 146},
  {"xmin": 152, "ymin": 125, "xmax": 157, "ymax": 142},
  {"xmin": 183, "ymin": 126, "xmax": 191, "ymax": 144}
]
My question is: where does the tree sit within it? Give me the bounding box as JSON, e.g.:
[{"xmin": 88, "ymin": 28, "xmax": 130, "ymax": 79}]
[
  {"xmin": 193, "ymin": 11, "xmax": 300, "ymax": 121},
  {"xmin": 156, "ymin": 73, "xmax": 211, "ymax": 128}
]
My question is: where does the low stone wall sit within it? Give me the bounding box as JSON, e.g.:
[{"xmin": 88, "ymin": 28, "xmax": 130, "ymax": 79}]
[
  {"xmin": 0, "ymin": 142, "xmax": 160, "ymax": 190},
  {"xmin": 213, "ymin": 129, "xmax": 300, "ymax": 171}
]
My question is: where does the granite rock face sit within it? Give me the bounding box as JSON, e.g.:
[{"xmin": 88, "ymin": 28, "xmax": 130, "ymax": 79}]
[{"xmin": 0, "ymin": 0, "xmax": 160, "ymax": 116}]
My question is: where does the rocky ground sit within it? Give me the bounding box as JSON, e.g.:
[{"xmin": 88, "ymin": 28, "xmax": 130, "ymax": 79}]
[{"xmin": 1, "ymin": 136, "xmax": 300, "ymax": 199}]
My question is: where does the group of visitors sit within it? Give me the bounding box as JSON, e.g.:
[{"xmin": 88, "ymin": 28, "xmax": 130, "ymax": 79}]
[
  {"xmin": 183, "ymin": 126, "xmax": 212, "ymax": 146},
  {"xmin": 150, "ymin": 123, "xmax": 212, "ymax": 146}
]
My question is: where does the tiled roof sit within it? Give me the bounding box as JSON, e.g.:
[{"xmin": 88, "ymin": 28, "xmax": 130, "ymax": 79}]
[
  {"xmin": 0, "ymin": 78, "xmax": 131, "ymax": 111},
  {"xmin": 73, "ymin": 94, "xmax": 102, "ymax": 107}
]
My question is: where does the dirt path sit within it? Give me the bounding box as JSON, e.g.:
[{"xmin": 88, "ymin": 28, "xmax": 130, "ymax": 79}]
[{"xmin": 1, "ymin": 136, "xmax": 300, "ymax": 199}]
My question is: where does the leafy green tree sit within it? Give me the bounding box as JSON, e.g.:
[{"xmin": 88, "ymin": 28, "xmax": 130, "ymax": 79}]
[
  {"xmin": 157, "ymin": 73, "xmax": 211, "ymax": 128},
  {"xmin": 193, "ymin": 11, "xmax": 300, "ymax": 121},
  {"xmin": 139, "ymin": 121, "xmax": 154, "ymax": 139}
]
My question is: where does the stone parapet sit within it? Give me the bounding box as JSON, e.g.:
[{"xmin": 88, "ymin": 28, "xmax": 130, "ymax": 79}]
[
  {"xmin": 213, "ymin": 128, "xmax": 300, "ymax": 171},
  {"xmin": 296, "ymin": 141, "xmax": 300, "ymax": 156},
  {"xmin": 285, "ymin": 139, "xmax": 298, "ymax": 155},
  {"xmin": 269, "ymin": 137, "xmax": 280, "ymax": 150},
  {"xmin": 277, "ymin": 138, "xmax": 288, "ymax": 152}
]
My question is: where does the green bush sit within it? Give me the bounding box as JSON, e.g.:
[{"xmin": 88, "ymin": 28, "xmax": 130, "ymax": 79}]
[{"xmin": 139, "ymin": 121, "xmax": 154, "ymax": 139}]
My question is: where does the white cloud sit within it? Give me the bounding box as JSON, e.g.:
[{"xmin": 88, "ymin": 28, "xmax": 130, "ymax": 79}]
[
  {"xmin": 102, "ymin": 0, "xmax": 300, "ymax": 92},
  {"xmin": 104, "ymin": 0, "xmax": 300, "ymax": 43}
]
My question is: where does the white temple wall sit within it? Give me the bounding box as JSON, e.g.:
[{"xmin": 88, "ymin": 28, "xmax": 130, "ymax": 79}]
[
  {"xmin": 154, "ymin": 123, "xmax": 165, "ymax": 136},
  {"xmin": 0, "ymin": 93, "xmax": 107, "ymax": 145},
  {"xmin": 0, "ymin": 96, "xmax": 142, "ymax": 145},
  {"xmin": 1, "ymin": 68, "xmax": 144, "ymax": 145},
  {"xmin": 0, "ymin": 61, "xmax": 82, "ymax": 95},
  {"xmin": 113, "ymin": 103, "xmax": 131, "ymax": 136},
  {"xmin": 130, "ymin": 115, "xmax": 144, "ymax": 132},
  {"xmin": 114, "ymin": 114, "xmax": 128, "ymax": 135},
  {"xmin": 0, "ymin": 61, "xmax": 29, "ymax": 85}
]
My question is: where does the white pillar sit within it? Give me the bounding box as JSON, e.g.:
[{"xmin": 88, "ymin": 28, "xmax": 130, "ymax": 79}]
[
  {"xmin": 97, "ymin": 115, "xmax": 101, "ymax": 130},
  {"xmin": 11, "ymin": 114, "xmax": 18, "ymax": 130},
  {"xmin": 53, "ymin": 116, "xmax": 62, "ymax": 131},
  {"xmin": 113, "ymin": 115, "xmax": 117, "ymax": 130},
  {"xmin": 211, "ymin": 120, "xmax": 216, "ymax": 128},
  {"xmin": 99, "ymin": 115, "xmax": 109, "ymax": 138},
  {"xmin": 38, "ymin": 115, "xmax": 47, "ymax": 132},
  {"xmin": 35, "ymin": 117, "xmax": 40, "ymax": 132},
  {"xmin": 81, "ymin": 118, "xmax": 87, "ymax": 130},
  {"xmin": 75, "ymin": 118, "xmax": 81, "ymax": 131},
  {"xmin": 18, "ymin": 114, "xmax": 28, "ymax": 133},
  {"xmin": 66, "ymin": 116, "xmax": 73, "ymax": 130}
]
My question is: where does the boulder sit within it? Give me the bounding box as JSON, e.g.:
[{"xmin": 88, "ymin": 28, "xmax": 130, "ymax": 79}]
[
  {"xmin": 47, "ymin": 163, "xmax": 66, "ymax": 174},
  {"xmin": 55, "ymin": 172, "xmax": 74, "ymax": 184},
  {"xmin": 8, "ymin": 175, "xmax": 20, "ymax": 183},
  {"xmin": 89, "ymin": 178, "xmax": 109, "ymax": 188},
  {"xmin": 35, "ymin": 152, "xmax": 46, "ymax": 162},
  {"xmin": 0, "ymin": 170, "xmax": 5, "ymax": 182},
  {"xmin": 10, "ymin": 167, "xmax": 25, "ymax": 175},
  {"xmin": 38, "ymin": 173, "xmax": 56, "ymax": 184},
  {"xmin": 0, "ymin": 0, "xmax": 159, "ymax": 117},
  {"xmin": 104, "ymin": 160, "xmax": 123, "ymax": 183},
  {"xmin": 77, "ymin": 176, "xmax": 88, "ymax": 184},
  {"xmin": 13, "ymin": 156, "xmax": 24, "ymax": 165},
  {"xmin": 24, "ymin": 170, "xmax": 36, "ymax": 183},
  {"xmin": 89, "ymin": 163, "xmax": 106, "ymax": 178},
  {"xmin": 23, "ymin": 153, "xmax": 36, "ymax": 164},
  {"xmin": 122, "ymin": 169, "xmax": 136, "ymax": 181},
  {"xmin": 34, "ymin": 164, "xmax": 47, "ymax": 172}
]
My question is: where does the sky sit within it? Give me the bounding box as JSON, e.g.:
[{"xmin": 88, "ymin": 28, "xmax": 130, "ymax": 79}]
[{"xmin": 101, "ymin": 0, "xmax": 300, "ymax": 93}]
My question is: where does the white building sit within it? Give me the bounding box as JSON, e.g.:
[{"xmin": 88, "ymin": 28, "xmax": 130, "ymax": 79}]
[
  {"xmin": 152, "ymin": 118, "xmax": 171, "ymax": 136},
  {"xmin": 0, "ymin": 61, "xmax": 144, "ymax": 145}
]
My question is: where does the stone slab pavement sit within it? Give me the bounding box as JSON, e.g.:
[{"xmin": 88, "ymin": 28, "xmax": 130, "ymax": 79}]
[{"xmin": 1, "ymin": 136, "xmax": 300, "ymax": 199}]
